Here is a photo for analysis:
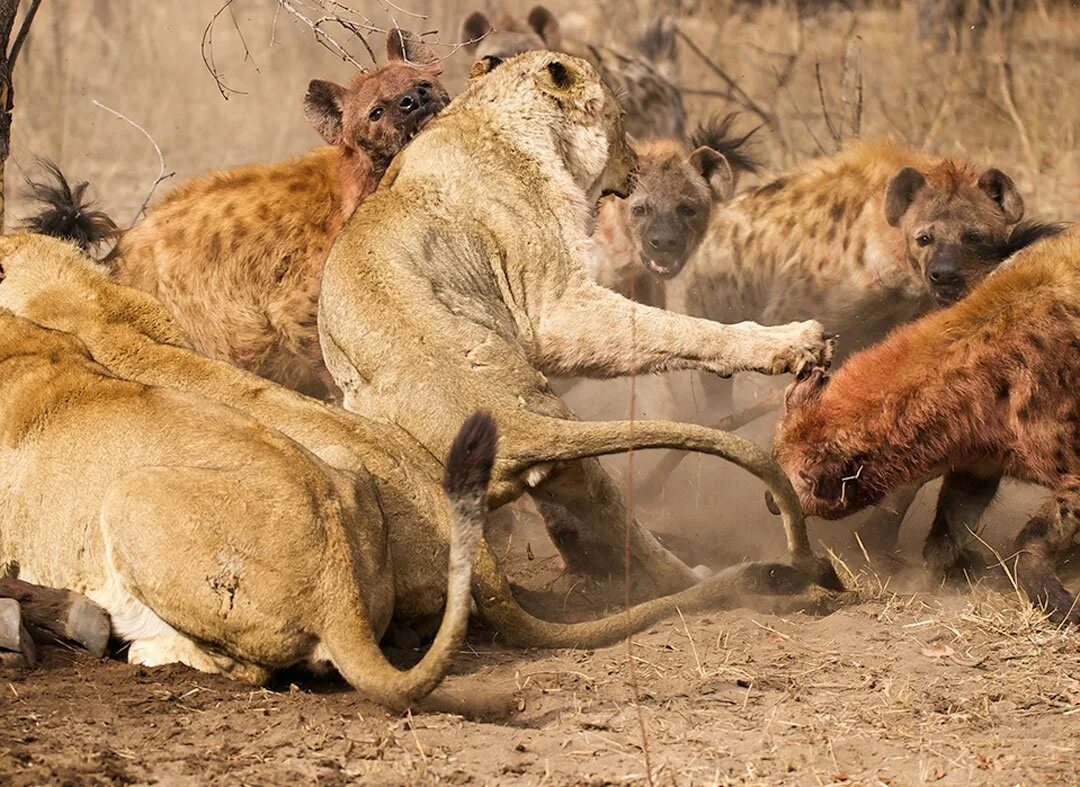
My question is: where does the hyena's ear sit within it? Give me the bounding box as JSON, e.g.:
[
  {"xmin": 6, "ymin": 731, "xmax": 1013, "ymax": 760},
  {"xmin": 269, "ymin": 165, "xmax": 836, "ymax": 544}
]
[
  {"xmin": 884, "ymin": 166, "xmax": 927, "ymax": 227},
  {"xmin": 304, "ymin": 79, "xmax": 348, "ymax": 145},
  {"xmin": 461, "ymin": 11, "xmax": 493, "ymax": 54},
  {"xmin": 469, "ymin": 55, "xmax": 504, "ymax": 80},
  {"xmin": 978, "ymin": 168, "xmax": 1024, "ymax": 224},
  {"xmin": 527, "ymin": 5, "xmax": 562, "ymax": 49},
  {"xmin": 386, "ymin": 29, "xmax": 442, "ymax": 73},
  {"xmin": 689, "ymin": 146, "xmax": 735, "ymax": 202},
  {"xmin": 784, "ymin": 366, "xmax": 830, "ymax": 413}
]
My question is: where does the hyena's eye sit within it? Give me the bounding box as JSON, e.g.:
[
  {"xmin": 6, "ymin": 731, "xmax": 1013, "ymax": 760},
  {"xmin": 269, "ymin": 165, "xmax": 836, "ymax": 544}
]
[
  {"xmin": 916, "ymin": 233, "xmax": 933, "ymax": 247},
  {"xmin": 369, "ymin": 106, "xmax": 385, "ymax": 122},
  {"xmin": 962, "ymin": 230, "xmax": 984, "ymax": 245},
  {"xmin": 676, "ymin": 203, "xmax": 698, "ymax": 218}
]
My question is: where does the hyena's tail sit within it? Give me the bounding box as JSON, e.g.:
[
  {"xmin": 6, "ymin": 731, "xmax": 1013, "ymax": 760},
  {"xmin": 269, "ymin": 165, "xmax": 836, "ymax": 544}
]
[
  {"xmin": 21, "ymin": 159, "xmax": 118, "ymax": 252},
  {"xmin": 322, "ymin": 412, "xmax": 493, "ymax": 709}
]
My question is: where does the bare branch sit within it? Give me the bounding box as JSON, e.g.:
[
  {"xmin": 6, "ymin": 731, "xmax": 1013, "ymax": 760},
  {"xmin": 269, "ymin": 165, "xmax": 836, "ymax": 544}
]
[
  {"xmin": 91, "ymin": 99, "xmax": 174, "ymax": 227},
  {"xmin": 675, "ymin": 27, "xmax": 778, "ymax": 134},
  {"xmin": 7, "ymin": 0, "xmax": 42, "ymax": 70},
  {"xmin": 815, "ymin": 62, "xmax": 842, "ymax": 148}
]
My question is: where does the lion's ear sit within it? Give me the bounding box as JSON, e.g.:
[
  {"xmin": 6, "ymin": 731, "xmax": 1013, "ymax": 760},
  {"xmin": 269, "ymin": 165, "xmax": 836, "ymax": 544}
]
[
  {"xmin": 304, "ymin": 79, "xmax": 348, "ymax": 145},
  {"xmin": 544, "ymin": 60, "xmax": 573, "ymax": 89},
  {"xmin": 469, "ymin": 55, "xmax": 504, "ymax": 79}
]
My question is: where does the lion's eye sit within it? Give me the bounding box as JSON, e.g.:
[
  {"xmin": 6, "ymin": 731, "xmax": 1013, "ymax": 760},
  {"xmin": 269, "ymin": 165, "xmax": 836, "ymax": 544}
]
[
  {"xmin": 369, "ymin": 106, "xmax": 385, "ymax": 122},
  {"xmin": 916, "ymin": 233, "xmax": 933, "ymax": 247},
  {"xmin": 631, "ymin": 204, "xmax": 648, "ymax": 217}
]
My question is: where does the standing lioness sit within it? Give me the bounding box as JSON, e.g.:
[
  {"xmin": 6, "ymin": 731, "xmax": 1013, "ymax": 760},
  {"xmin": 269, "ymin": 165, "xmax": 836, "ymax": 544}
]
[{"xmin": 318, "ymin": 52, "xmax": 834, "ymax": 591}]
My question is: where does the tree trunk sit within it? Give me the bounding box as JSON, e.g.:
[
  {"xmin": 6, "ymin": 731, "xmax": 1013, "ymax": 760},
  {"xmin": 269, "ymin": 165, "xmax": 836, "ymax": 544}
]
[{"xmin": 0, "ymin": 0, "xmax": 19, "ymax": 234}]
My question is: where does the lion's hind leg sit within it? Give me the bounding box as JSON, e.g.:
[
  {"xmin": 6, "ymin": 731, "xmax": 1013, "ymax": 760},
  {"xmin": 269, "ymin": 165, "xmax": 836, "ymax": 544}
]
[{"xmin": 95, "ymin": 465, "xmax": 321, "ymax": 683}]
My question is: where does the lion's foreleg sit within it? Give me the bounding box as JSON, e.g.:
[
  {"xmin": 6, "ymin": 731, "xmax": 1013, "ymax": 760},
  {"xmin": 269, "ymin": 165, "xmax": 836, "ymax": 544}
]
[{"xmin": 533, "ymin": 284, "xmax": 828, "ymax": 379}]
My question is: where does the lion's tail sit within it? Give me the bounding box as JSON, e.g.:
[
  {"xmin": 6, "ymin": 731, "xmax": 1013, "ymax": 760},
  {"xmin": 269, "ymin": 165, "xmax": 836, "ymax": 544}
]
[
  {"xmin": 473, "ymin": 539, "xmax": 809, "ymax": 649},
  {"xmin": 322, "ymin": 412, "xmax": 493, "ymax": 709},
  {"xmin": 21, "ymin": 159, "xmax": 118, "ymax": 252},
  {"xmin": 506, "ymin": 413, "xmax": 840, "ymax": 590}
]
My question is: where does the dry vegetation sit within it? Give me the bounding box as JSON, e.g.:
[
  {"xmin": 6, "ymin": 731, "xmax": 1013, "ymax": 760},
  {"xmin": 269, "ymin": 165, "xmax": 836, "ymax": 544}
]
[{"xmin": 1, "ymin": 1, "xmax": 1078, "ymax": 784}]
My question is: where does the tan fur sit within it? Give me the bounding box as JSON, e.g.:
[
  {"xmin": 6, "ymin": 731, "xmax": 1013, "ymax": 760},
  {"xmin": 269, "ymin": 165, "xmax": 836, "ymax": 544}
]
[
  {"xmin": 667, "ymin": 140, "xmax": 1025, "ymax": 355},
  {"xmin": 0, "ymin": 234, "xmax": 825, "ymax": 647},
  {"xmin": 318, "ymin": 52, "xmax": 838, "ymax": 592},
  {"xmin": 0, "ymin": 294, "xmax": 487, "ymax": 708},
  {"xmin": 107, "ymin": 32, "xmax": 449, "ymax": 400},
  {"xmin": 461, "ymin": 6, "xmax": 685, "ymax": 139}
]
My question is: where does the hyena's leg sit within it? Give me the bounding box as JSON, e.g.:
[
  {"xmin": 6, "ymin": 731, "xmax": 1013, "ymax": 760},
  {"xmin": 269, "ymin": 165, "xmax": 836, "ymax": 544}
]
[
  {"xmin": 857, "ymin": 483, "xmax": 921, "ymax": 555},
  {"xmin": 922, "ymin": 469, "xmax": 1002, "ymax": 581},
  {"xmin": 528, "ymin": 457, "xmax": 699, "ymax": 597},
  {"xmin": 1014, "ymin": 482, "xmax": 1080, "ymax": 625}
]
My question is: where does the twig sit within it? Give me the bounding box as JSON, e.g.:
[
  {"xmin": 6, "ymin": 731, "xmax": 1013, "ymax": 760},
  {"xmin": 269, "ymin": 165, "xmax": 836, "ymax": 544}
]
[
  {"xmin": 6, "ymin": 0, "xmax": 41, "ymax": 72},
  {"xmin": 815, "ymin": 61, "xmax": 841, "ymax": 148},
  {"xmin": 997, "ymin": 60, "xmax": 1038, "ymax": 174},
  {"xmin": 91, "ymin": 100, "xmax": 174, "ymax": 227},
  {"xmin": 675, "ymin": 27, "xmax": 778, "ymax": 134}
]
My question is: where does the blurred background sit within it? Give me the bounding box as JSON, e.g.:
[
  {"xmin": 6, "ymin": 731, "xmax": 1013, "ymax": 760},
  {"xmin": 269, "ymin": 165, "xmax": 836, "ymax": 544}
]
[{"xmin": 6, "ymin": 0, "xmax": 1079, "ymax": 576}]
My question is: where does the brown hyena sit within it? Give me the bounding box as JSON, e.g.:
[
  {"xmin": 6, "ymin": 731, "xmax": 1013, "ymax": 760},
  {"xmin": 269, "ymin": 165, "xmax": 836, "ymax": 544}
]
[
  {"xmin": 773, "ymin": 226, "xmax": 1080, "ymax": 623},
  {"xmin": 461, "ymin": 6, "xmax": 685, "ymax": 140},
  {"xmin": 72, "ymin": 30, "xmax": 449, "ymax": 400},
  {"xmin": 589, "ymin": 114, "xmax": 759, "ymax": 309}
]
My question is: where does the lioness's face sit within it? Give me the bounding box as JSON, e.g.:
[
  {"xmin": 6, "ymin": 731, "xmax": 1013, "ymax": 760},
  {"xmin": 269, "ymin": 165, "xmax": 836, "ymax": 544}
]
[{"xmin": 596, "ymin": 84, "xmax": 637, "ymax": 201}]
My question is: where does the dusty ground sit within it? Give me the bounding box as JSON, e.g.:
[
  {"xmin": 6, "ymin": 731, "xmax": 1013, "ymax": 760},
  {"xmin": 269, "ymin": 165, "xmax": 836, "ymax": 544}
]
[
  {"xmin": 3, "ymin": 549, "xmax": 1078, "ymax": 786},
  {"xmin": 2, "ymin": 2, "xmax": 1078, "ymax": 784},
  {"xmin": 3, "ymin": 376, "xmax": 1078, "ymax": 786}
]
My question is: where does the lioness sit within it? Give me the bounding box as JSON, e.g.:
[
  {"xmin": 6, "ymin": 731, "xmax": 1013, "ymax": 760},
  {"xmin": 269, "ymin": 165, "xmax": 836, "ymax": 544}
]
[
  {"xmin": 0, "ymin": 306, "xmax": 491, "ymax": 708},
  {"xmin": 0, "ymin": 233, "xmax": 824, "ymax": 647},
  {"xmin": 316, "ymin": 51, "xmax": 835, "ymax": 592}
]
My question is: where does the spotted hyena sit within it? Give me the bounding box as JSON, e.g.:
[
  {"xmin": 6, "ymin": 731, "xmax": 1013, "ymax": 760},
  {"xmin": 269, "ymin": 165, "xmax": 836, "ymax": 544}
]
[
  {"xmin": 85, "ymin": 30, "xmax": 449, "ymax": 400},
  {"xmin": 461, "ymin": 6, "xmax": 685, "ymax": 140},
  {"xmin": 773, "ymin": 226, "xmax": 1079, "ymax": 623},
  {"xmin": 589, "ymin": 114, "xmax": 759, "ymax": 309},
  {"xmin": 640, "ymin": 140, "xmax": 1059, "ymax": 552}
]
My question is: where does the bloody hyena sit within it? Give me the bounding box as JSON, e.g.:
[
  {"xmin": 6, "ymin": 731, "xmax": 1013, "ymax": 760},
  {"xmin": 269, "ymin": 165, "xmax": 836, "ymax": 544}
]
[
  {"xmin": 773, "ymin": 226, "xmax": 1080, "ymax": 623},
  {"xmin": 93, "ymin": 30, "xmax": 449, "ymax": 400},
  {"xmin": 589, "ymin": 114, "xmax": 759, "ymax": 309},
  {"xmin": 461, "ymin": 6, "xmax": 685, "ymax": 140}
]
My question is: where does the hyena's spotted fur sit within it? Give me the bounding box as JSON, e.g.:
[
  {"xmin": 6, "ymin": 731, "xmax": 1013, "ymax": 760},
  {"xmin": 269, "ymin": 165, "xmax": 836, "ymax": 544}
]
[
  {"xmin": 103, "ymin": 30, "xmax": 449, "ymax": 400},
  {"xmin": 773, "ymin": 227, "xmax": 1080, "ymax": 623}
]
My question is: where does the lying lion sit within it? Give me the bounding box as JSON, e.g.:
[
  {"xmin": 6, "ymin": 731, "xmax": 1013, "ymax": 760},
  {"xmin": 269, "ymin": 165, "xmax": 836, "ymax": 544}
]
[
  {"xmin": 0, "ymin": 305, "xmax": 491, "ymax": 708},
  {"xmin": 317, "ymin": 51, "xmax": 836, "ymax": 592},
  {"xmin": 0, "ymin": 233, "xmax": 826, "ymax": 648}
]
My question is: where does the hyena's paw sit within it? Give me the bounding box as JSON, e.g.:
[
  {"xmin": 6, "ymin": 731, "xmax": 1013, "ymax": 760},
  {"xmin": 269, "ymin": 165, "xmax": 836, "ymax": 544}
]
[{"xmin": 761, "ymin": 320, "xmax": 831, "ymax": 376}]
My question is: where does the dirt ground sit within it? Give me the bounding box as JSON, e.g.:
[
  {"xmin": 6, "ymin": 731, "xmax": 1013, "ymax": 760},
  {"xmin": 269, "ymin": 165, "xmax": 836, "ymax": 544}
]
[
  {"xmin": 2, "ymin": 2, "xmax": 1078, "ymax": 784},
  {"xmin": 3, "ymin": 377, "xmax": 1079, "ymax": 786}
]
